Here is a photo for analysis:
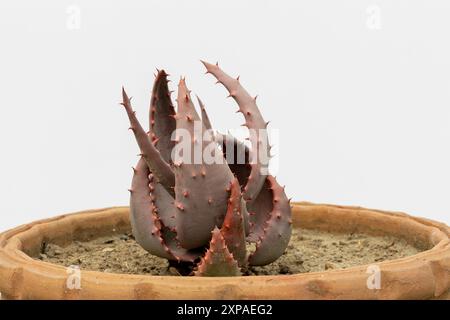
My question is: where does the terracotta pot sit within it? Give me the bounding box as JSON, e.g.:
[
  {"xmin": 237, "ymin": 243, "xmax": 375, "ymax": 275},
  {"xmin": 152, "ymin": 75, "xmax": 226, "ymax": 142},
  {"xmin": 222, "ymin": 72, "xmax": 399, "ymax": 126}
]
[{"xmin": 0, "ymin": 202, "xmax": 448, "ymax": 300}]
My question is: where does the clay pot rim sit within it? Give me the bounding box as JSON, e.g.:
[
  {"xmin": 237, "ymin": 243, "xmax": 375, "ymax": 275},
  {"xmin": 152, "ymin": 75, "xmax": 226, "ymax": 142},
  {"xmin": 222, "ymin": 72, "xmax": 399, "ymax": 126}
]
[{"xmin": 0, "ymin": 203, "xmax": 449, "ymax": 299}]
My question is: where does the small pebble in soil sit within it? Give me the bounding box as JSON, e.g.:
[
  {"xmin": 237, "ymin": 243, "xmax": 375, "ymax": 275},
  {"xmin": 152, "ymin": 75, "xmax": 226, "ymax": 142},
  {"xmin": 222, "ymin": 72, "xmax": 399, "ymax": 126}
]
[
  {"xmin": 279, "ymin": 266, "xmax": 291, "ymax": 274},
  {"xmin": 325, "ymin": 262, "xmax": 335, "ymax": 270}
]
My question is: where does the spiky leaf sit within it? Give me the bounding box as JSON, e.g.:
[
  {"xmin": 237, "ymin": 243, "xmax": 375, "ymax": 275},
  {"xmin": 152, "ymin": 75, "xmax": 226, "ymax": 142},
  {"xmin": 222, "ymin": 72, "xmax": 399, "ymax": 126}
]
[
  {"xmin": 129, "ymin": 158, "xmax": 197, "ymax": 262},
  {"xmin": 194, "ymin": 228, "xmax": 241, "ymax": 277},
  {"xmin": 202, "ymin": 61, "xmax": 270, "ymax": 203},
  {"xmin": 121, "ymin": 88, "xmax": 174, "ymax": 195},
  {"xmin": 248, "ymin": 176, "xmax": 292, "ymax": 266},
  {"xmin": 220, "ymin": 178, "xmax": 247, "ymax": 267},
  {"xmin": 149, "ymin": 70, "xmax": 176, "ymax": 163},
  {"xmin": 173, "ymin": 78, "xmax": 233, "ymax": 249}
]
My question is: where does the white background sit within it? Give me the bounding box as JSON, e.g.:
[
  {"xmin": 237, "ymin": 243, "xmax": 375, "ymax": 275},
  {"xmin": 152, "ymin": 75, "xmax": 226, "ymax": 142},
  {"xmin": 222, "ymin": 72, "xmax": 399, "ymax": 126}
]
[{"xmin": 0, "ymin": 0, "xmax": 449, "ymax": 231}]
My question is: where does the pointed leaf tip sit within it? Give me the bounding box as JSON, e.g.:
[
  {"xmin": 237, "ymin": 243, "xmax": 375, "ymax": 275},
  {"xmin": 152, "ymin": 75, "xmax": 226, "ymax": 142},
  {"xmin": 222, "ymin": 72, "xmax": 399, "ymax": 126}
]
[{"xmin": 194, "ymin": 227, "xmax": 241, "ymax": 277}]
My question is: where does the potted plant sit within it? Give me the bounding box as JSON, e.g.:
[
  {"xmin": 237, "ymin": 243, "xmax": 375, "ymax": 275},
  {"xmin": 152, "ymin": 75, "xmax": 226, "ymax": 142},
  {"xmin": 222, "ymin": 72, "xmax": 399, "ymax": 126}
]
[{"xmin": 0, "ymin": 62, "xmax": 448, "ymax": 299}]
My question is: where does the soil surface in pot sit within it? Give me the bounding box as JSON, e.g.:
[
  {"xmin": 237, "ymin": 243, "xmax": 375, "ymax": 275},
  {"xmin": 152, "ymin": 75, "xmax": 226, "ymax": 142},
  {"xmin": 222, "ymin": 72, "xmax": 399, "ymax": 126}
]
[{"xmin": 35, "ymin": 228, "xmax": 422, "ymax": 276}]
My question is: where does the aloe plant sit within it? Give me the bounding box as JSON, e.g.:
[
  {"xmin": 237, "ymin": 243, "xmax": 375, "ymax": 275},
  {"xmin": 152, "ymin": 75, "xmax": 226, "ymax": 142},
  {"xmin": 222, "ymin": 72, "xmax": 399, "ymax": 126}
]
[{"xmin": 120, "ymin": 61, "xmax": 292, "ymax": 276}]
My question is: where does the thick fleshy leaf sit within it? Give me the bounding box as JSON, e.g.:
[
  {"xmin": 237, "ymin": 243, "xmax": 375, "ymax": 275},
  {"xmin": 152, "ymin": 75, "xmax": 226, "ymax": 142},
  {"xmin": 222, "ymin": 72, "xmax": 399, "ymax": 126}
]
[
  {"xmin": 130, "ymin": 158, "xmax": 198, "ymax": 262},
  {"xmin": 216, "ymin": 133, "xmax": 255, "ymax": 236},
  {"xmin": 173, "ymin": 78, "xmax": 233, "ymax": 250},
  {"xmin": 160, "ymin": 226, "xmax": 202, "ymax": 262},
  {"xmin": 149, "ymin": 70, "xmax": 176, "ymax": 163},
  {"xmin": 194, "ymin": 227, "xmax": 241, "ymax": 277},
  {"xmin": 248, "ymin": 176, "xmax": 292, "ymax": 266},
  {"xmin": 149, "ymin": 175, "xmax": 176, "ymax": 230},
  {"xmin": 201, "ymin": 61, "xmax": 270, "ymax": 203},
  {"xmin": 246, "ymin": 178, "xmax": 273, "ymax": 242},
  {"xmin": 220, "ymin": 178, "xmax": 247, "ymax": 267},
  {"xmin": 121, "ymin": 88, "xmax": 174, "ymax": 196}
]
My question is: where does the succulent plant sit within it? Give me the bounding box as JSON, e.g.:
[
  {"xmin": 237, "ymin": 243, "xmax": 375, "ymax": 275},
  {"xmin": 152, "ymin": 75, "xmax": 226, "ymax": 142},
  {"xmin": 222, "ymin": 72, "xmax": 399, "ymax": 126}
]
[{"xmin": 120, "ymin": 61, "xmax": 292, "ymax": 276}]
